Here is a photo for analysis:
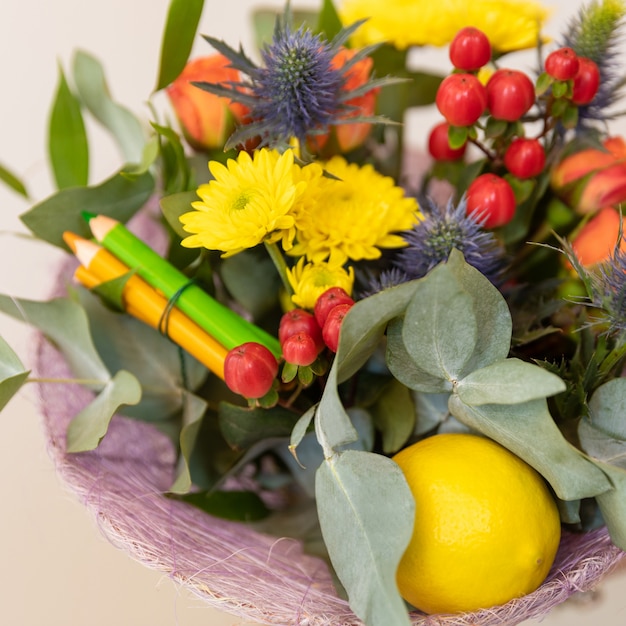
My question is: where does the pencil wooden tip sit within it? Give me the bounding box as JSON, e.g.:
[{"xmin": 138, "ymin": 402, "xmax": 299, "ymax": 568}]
[
  {"xmin": 62, "ymin": 231, "xmax": 81, "ymax": 253},
  {"xmin": 88, "ymin": 214, "xmax": 119, "ymax": 241}
]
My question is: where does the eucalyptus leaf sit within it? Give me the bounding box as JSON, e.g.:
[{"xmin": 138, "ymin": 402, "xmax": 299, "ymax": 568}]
[
  {"xmin": 449, "ymin": 249, "xmax": 512, "ymax": 373},
  {"xmin": 77, "ymin": 287, "xmax": 207, "ymax": 422},
  {"xmin": 20, "ymin": 168, "xmax": 154, "ymax": 249},
  {"xmin": 449, "ymin": 395, "xmax": 613, "ymax": 501},
  {"xmin": 594, "ymin": 462, "xmax": 626, "ymax": 550},
  {"xmin": 579, "ymin": 418, "xmax": 626, "ymax": 470},
  {"xmin": 73, "ymin": 50, "xmax": 146, "ymax": 164},
  {"xmin": 0, "ymin": 294, "xmax": 110, "ymax": 385},
  {"xmin": 289, "ymin": 404, "xmax": 317, "ymax": 454},
  {"xmin": 587, "ymin": 378, "xmax": 626, "ymax": 440},
  {"xmin": 0, "ymin": 162, "xmax": 28, "ymax": 198},
  {"xmin": 370, "ymin": 379, "xmax": 416, "ymax": 454},
  {"xmin": 155, "ymin": 0, "xmax": 205, "ymax": 91},
  {"xmin": 278, "ymin": 431, "xmax": 324, "ymax": 497},
  {"xmin": 48, "ymin": 64, "xmax": 89, "ymax": 189},
  {"xmin": 169, "ymin": 391, "xmax": 209, "ymax": 494},
  {"xmin": 456, "ymin": 358, "xmax": 566, "ymax": 406},
  {"xmin": 66, "ymin": 369, "xmax": 142, "ymax": 452},
  {"xmin": 412, "ymin": 391, "xmax": 451, "ymax": 436},
  {"xmin": 315, "ymin": 450, "xmax": 413, "ymax": 626},
  {"xmin": 402, "ymin": 261, "xmax": 477, "ymax": 381},
  {"xmin": 0, "ymin": 336, "xmax": 30, "ymax": 412},
  {"xmin": 386, "ymin": 318, "xmax": 453, "ymax": 393}
]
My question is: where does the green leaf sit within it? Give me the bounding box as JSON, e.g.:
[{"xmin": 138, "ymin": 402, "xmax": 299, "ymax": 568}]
[
  {"xmin": 77, "ymin": 287, "xmax": 208, "ymax": 423},
  {"xmin": 456, "ymin": 358, "xmax": 566, "ymax": 405},
  {"xmin": 579, "ymin": 418, "xmax": 626, "ymax": 470},
  {"xmin": 449, "ymin": 395, "xmax": 613, "ymax": 501},
  {"xmin": 151, "ymin": 122, "xmax": 192, "ymax": 193},
  {"xmin": 155, "ymin": 0, "xmax": 205, "ymax": 91},
  {"xmin": 450, "ymin": 250, "xmax": 512, "ymax": 372},
  {"xmin": 48, "ymin": 64, "xmax": 89, "ymax": 189},
  {"xmin": 0, "ymin": 162, "xmax": 28, "ymax": 198},
  {"xmin": 160, "ymin": 190, "xmax": 196, "ymax": 239},
  {"xmin": 72, "ymin": 50, "xmax": 146, "ymax": 164},
  {"xmin": 0, "ymin": 294, "xmax": 110, "ymax": 384},
  {"xmin": 0, "ymin": 336, "xmax": 30, "ymax": 412},
  {"xmin": 535, "ymin": 71, "xmax": 553, "ymax": 96},
  {"xmin": 66, "ymin": 369, "xmax": 142, "ymax": 452},
  {"xmin": 386, "ymin": 319, "xmax": 452, "ymax": 393},
  {"xmin": 180, "ymin": 489, "xmax": 270, "ymax": 522},
  {"xmin": 552, "ymin": 80, "xmax": 569, "ymax": 99},
  {"xmin": 587, "ymin": 378, "xmax": 626, "ymax": 440},
  {"xmin": 221, "ymin": 249, "xmax": 283, "ymax": 319},
  {"xmin": 402, "ymin": 260, "xmax": 477, "ymax": 381},
  {"xmin": 169, "ymin": 391, "xmax": 209, "ymax": 494},
  {"xmin": 121, "ymin": 135, "xmax": 160, "ymax": 179},
  {"xmin": 413, "ymin": 391, "xmax": 452, "ymax": 436},
  {"xmin": 218, "ymin": 401, "xmax": 300, "ymax": 450},
  {"xmin": 20, "ymin": 168, "xmax": 154, "ymax": 249},
  {"xmin": 370, "ymin": 379, "xmax": 416, "ymax": 454},
  {"xmin": 594, "ymin": 462, "xmax": 626, "ymax": 550},
  {"xmin": 483, "ymin": 117, "xmax": 509, "ymax": 139},
  {"xmin": 316, "ymin": 0, "xmax": 343, "ymax": 40},
  {"xmin": 315, "ymin": 450, "xmax": 413, "ymax": 626},
  {"xmin": 448, "ymin": 124, "xmax": 469, "ymax": 150}
]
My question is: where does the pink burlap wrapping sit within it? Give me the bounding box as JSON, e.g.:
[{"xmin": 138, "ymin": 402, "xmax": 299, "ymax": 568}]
[{"xmin": 33, "ymin": 211, "xmax": 625, "ymax": 626}]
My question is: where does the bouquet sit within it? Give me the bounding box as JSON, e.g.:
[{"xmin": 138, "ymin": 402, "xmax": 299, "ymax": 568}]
[{"xmin": 2, "ymin": 0, "xmax": 626, "ymax": 624}]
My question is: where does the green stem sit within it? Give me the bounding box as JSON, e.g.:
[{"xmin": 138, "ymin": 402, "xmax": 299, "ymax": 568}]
[{"xmin": 264, "ymin": 240, "xmax": 294, "ymax": 297}]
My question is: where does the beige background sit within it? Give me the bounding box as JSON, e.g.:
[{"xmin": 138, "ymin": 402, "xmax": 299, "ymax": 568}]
[{"xmin": 0, "ymin": 1, "xmax": 624, "ymax": 624}]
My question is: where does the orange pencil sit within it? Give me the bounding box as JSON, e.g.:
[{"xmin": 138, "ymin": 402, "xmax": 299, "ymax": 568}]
[{"xmin": 64, "ymin": 231, "xmax": 227, "ymax": 380}]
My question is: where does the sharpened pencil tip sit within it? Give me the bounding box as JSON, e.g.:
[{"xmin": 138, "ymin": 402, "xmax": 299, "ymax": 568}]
[
  {"xmin": 62, "ymin": 231, "xmax": 80, "ymax": 253},
  {"xmin": 81, "ymin": 210, "xmax": 97, "ymax": 223}
]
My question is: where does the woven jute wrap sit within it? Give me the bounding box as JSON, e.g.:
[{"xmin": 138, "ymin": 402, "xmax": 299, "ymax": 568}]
[{"xmin": 34, "ymin": 211, "xmax": 625, "ymax": 626}]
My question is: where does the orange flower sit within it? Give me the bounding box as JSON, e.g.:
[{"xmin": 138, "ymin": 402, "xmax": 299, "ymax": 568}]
[
  {"xmin": 551, "ymin": 136, "xmax": 626, "ymax": 214},
  {"xmin": 309, "ymin": 48, "xmax": 379, "ymax": 155},
  {"xmin": 571, "ymin": 207, "xmax": 626, "ymax": 267},
  {"xmin": 166, "ymin": 55, "xmax": 248, "ymax": 151}
]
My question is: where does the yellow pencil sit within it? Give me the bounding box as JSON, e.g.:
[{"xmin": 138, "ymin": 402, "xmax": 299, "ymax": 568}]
[{"xmin": 64, "ymin": 231, "xmax": 227, "ymax": 380}]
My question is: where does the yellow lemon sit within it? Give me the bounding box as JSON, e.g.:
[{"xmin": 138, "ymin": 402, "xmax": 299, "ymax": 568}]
[{"xmin": 393, "ymin": 433, "xmax": 561, "ymax": 614}]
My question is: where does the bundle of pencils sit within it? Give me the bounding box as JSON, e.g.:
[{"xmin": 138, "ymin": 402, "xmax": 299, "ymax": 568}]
[{"xmin": 63, "ymin": 215, "xmax": 282, "ymax": 381}]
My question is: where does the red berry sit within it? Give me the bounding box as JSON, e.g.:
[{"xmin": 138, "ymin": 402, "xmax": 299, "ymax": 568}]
[
  {"xmin": 322, "ymin": 303, "xmax": 353, "ymax": 353},
  {"xmin": 572, "ymin": 57, "xmax": 600, "ymax": 105},
  {"xmin": 466, "ymin": 173, "xmax": 516, "ymax": 228},
  {"xmin": 503, "ymin": 138, "xmax": 546, "ymax": 179},
  {"xmin": 486, "ymin": 69, "xmax": 535, "ymax": 121},
  {"xmin": 449, "ymin": 27, "xmax": 491, "ymax": 71},
  {"xmin": 314, "ymin": 287, "xmax": 355, "ymax": 328},
  {"xmin": 281, "ymin": 332, "xmax": 319, "ymax": 366},
  {"xmin": 435, "ymin": 73, "xmax": 488, "ymax": 127},
  {"xmin": 279, "ymin": 309, "xmax": 324, "ymax": 352},
  {"xmin": 224, "ymin": 342, "xmax": 278, "ymax": 399},
  {"xmin": 544, "ymin": 47, "xmax": 580, "ymax": 81},
  {"xmin": 428, "ymin": 121, "xmax": 466, "ymax": 161}
]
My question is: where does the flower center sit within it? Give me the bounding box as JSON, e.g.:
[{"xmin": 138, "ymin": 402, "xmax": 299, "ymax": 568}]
[{"xmin": 231, "ymin": 191, "xmax": 252, "ymax": 211}]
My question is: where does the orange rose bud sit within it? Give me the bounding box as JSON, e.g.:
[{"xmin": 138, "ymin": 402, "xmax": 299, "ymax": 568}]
[
  {"xmin": 571, "ymin": 207, "xmax": 626, "ymax": 267},
  {"xmin": 551, "ymin": 136, "xmax": 626, "ymax": 214},
  {"xmin": 166, "ymin": 54, "xmax": 248, "ymax": 151},
  {"xmin": 309, "ymin": 48, "xmax": 379, "ymax": 155}
]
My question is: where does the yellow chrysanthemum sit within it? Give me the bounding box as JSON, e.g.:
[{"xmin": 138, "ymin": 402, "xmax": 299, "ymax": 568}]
[
  {"xmin": 339, "ymin": 0, "xmax": 551, "ymax": 52},
  {"xmin": 287, "ymin": 258, "xmax": 355, "ymax": 310},
  {"xmin": 180, "ymin": 148, "xmax": 306, "ymax": 256},
  {"xmin": 289, "ymin": 156, "xmax": 419, "ymax": 268}
]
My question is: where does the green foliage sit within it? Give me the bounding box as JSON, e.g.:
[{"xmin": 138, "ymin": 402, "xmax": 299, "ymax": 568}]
[
  {"xmin": 48, "ymin": 65, "xmax": 89, "ymax": 189},
  {"xmin": 0, "ymin": 162, "xmax": 28, "ymax": 198},
  {"xmin": 72, "ymin": 50, "xmax": 146, "ymax": 164},
  {"xmin": 154, "ymin": 0, "xmax": 205, "ymax": 91},
  {"xmin": 20, "ymin": 168, "xmax": 154, "ymax": 249},
  {"xmin": 0, "ymin": 336, "xmax": 29, "ymax": 412},
  {"xmin": 180, "ymin": 489, "xmax": 271, "ymax": 522}
]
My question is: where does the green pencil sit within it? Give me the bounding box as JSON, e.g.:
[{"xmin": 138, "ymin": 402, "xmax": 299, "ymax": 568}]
[{"xmin": 86, "ymin": 213, "xmax": 281, "ymax": 357}]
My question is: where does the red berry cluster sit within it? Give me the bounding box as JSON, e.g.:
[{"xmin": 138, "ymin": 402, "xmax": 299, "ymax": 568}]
[
  {"xmin": 429, "ymin": 28, "xmax": 601, "ymax": 230},
  {"xmin": 223, "ymin": 288, "xmax": 355, "ymax": 403}
]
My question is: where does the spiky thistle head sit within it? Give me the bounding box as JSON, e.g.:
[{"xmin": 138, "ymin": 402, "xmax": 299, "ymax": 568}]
[
  {"xmin": 194, "ymin": 12, "xmax": 386, "ymax": 152},
  {"xmin": 392, "ymin": 196, "xmax": 507, "ymax": 285},
  {"xmin": 562, "ymin": 0, "xmax": 626, "ymax": 125}
]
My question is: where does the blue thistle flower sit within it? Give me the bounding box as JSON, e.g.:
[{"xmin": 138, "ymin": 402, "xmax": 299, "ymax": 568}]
[
  {"xmin": 394, "ymin": 197, "xmax": 506, "ymax": 285},
  {"xmin": 359, "ymin": 267, "xmax": 410, "ymax": 298},
  {"xmin": 193, "ymin": 12, "xmax": 390, "ymax": 151}
]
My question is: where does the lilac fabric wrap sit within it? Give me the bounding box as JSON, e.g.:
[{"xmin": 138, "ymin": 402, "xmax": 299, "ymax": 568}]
[{"xmin": 32, "ymin": 210, "xmax": 625, "ymax": 626}]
